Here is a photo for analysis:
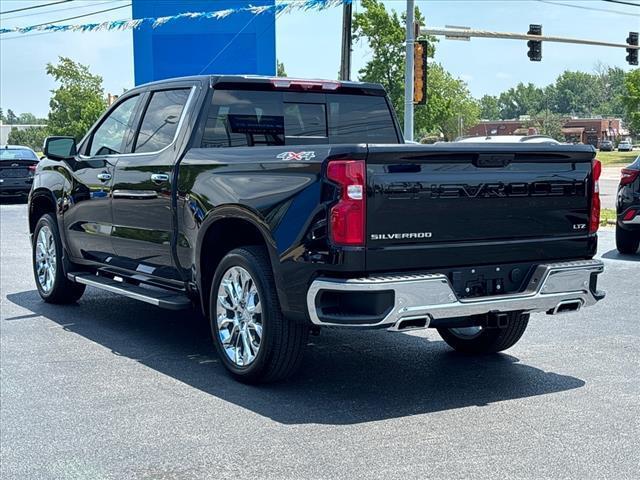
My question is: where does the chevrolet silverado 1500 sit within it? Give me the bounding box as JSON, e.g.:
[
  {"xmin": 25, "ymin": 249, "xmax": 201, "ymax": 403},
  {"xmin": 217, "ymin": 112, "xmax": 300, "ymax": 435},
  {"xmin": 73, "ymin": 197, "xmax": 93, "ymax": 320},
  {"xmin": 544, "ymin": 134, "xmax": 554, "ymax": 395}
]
[{"xmin": 29, "ymin": 75, "xmax": 605, "ymax": 382}]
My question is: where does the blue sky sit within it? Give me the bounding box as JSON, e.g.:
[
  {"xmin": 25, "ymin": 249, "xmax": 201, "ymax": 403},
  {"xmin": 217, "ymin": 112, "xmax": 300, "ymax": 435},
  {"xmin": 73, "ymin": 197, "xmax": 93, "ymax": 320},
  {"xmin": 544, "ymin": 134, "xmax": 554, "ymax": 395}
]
[{"xmin": 1, "ymin": 0, "xmax": 638, "ymax": 117}]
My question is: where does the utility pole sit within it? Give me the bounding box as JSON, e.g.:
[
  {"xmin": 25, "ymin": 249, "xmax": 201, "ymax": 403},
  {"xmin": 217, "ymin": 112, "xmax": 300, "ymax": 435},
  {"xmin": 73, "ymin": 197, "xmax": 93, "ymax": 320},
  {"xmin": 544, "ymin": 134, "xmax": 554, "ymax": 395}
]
[
  {"xmin": 339, "ymin": 1, "xmax": 353, "ymax": 81},
  {"xmin": 403, "ymin": 0, "xmax": 415, "ymax": 141}
]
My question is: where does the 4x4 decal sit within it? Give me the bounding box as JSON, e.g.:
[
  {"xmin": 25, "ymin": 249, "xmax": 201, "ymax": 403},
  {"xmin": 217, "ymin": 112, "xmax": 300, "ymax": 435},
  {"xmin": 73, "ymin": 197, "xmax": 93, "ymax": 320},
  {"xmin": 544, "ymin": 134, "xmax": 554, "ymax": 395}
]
[{"xmin": 276, "ymin": 151, "xmax": 316, "ymax": 161}]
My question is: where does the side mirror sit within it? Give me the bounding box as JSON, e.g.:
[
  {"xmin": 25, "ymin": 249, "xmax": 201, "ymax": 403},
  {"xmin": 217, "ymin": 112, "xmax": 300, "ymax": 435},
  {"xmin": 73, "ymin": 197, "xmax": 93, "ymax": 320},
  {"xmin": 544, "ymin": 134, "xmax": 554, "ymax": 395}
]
[{"xmin": 43, "ymin": 136, "xmax": 77, "ymax": 161}]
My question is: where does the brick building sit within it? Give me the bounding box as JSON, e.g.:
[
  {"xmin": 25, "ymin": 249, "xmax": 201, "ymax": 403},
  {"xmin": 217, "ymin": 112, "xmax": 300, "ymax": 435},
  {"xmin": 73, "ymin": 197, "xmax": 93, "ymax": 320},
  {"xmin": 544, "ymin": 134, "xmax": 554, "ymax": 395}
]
[
  {"xmin": 467, "ymin": 118, "xmax": 623, "ymax": 146},
  {"xmin": 560, "ymin": 118, "xmax": 622, "ymax": 145}
]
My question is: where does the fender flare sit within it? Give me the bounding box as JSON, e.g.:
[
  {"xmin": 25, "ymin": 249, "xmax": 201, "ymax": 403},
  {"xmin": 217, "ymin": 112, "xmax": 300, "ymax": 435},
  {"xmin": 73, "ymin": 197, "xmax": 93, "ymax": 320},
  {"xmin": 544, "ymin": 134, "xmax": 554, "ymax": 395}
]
[
  {"xmin": 28, "ymin": 188, "xmax": 59, "ymax": 232},
  {"xmin": 195, "ymin": 204, "xmax": 289, "ymax": 314}
]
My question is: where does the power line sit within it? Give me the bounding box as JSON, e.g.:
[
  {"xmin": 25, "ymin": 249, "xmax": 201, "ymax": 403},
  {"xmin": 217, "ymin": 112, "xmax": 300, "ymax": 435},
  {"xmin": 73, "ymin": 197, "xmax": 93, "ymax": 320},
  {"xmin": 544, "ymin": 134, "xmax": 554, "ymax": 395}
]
[
  {"xmin": 2, "ymin": 0, "xmax": 122, "ymax": 20},
  {"xmin": 602, "ymin": 0, "xmax": 640, "ymax": 7},
  {"xmin": 538, "ymin": 0, "xmax": 640, "ymax": 16},
  {"xmin": 196, "ymin": 6, "xmax": 284, "ymax": 76},
  {"xmin": 198, "ymin": 13, "xmax": 259, "ymax": 74},
  {"xmin": 2, "ymin": 3, "xmax": 131, "ymax": 32},
  {"xmin": 0, "ymin": 0, "xmax": 72, "ymax": 16}
]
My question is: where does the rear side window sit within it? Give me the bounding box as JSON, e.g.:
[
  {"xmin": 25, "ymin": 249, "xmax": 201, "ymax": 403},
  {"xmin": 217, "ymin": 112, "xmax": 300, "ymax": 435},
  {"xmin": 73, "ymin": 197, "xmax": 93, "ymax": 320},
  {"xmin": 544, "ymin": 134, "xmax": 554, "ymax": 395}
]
[
  {"xmin": 328, "ymin": 94, "xmax": 398, "ymax": 143},
  {"xmin": 202, "ymin": 90, "xmax": 284, "ymax": 148},
  {"xmin": 201, "ymin": 89, "xmax": 398, "ymax": 148},
  {"xmin": 134, "ymin": 89, "xmax": 190, "ymax": 153}
]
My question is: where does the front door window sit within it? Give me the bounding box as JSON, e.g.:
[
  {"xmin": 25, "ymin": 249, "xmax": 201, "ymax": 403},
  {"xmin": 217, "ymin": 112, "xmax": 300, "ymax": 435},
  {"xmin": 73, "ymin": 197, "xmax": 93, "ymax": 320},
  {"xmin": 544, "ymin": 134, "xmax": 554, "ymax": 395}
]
[{"xmin": 89, "ymin": 96, "xmax": 139, "ymax": 156}]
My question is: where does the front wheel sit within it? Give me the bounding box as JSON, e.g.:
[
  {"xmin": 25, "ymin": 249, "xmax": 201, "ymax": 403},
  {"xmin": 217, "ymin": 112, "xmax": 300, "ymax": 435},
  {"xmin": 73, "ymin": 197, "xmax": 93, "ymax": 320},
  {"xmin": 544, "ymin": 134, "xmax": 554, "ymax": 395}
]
[
  {"xmin": 209, "ymin": 246, "xmax": 309, "ymax": 383},
  {"xmin": 437, "ymin": 312, "xmax": 529, "ymax": 354},
  {"xmin": 32, "ymin": 214, "xmax": 86, "ymax": 304},
  {"xmin": 616, "ymin": 225, "xmax": 640, "ymax": 255}
]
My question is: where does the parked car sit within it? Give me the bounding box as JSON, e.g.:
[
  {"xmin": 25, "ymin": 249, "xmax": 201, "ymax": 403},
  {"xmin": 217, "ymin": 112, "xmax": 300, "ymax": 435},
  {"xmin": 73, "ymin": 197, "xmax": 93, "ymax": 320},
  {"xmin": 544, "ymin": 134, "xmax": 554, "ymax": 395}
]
[
  {"xmin": 618, "ymin": 140, "xmax": 633, "ymax": 152},
  {"xmin": 455, "ymin": 135, "xmax": 559, "ymax": 144},
  {"xmin": 599, "ymin": 140, "xmax": 614, "ymax": 152},
  {"xmin": 28, "ymin": 75, "xmax": 605, "ymax": 383},
  {"xmin": 0, "ymin": 145, "xmax": 39, "ymax": 199},
  {"xmin": 616, "ymin": 155, "xmax": 640, "ymax": 254}
]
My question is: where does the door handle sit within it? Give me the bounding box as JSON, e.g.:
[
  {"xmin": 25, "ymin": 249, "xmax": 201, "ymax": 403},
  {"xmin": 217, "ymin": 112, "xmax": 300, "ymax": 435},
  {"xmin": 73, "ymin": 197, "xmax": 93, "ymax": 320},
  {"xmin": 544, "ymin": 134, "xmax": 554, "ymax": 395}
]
[
  {"xmin": 97, "ymin": 172, "xmax": 112, "ymax": 182},
  {"xmin": 151, "ymin": 173, "xmax": 169, "ymax": 183}
]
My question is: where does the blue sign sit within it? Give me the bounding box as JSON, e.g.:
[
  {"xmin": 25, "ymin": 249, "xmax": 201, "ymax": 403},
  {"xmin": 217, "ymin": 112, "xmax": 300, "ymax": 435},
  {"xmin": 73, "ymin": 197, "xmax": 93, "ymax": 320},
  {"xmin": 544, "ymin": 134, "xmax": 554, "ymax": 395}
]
[{"xmin": 132, "ymin": 0, "xmax": 276, "ymax": 85}]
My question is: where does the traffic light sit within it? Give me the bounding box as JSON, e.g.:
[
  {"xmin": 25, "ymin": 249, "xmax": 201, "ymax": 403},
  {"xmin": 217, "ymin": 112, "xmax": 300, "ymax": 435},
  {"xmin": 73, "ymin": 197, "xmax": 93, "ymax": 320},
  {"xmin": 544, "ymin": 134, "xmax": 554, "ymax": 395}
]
[
  {"xmin": 626, "ymin": 32, "xmax": 638, "ymax": 66},
  {"xmin": 527, "ymin": 24, "xmax": 542, "ymax": 61},
  {"xmin": 413, "ymin": 40, "xmax": 428, "ymax": 105}
]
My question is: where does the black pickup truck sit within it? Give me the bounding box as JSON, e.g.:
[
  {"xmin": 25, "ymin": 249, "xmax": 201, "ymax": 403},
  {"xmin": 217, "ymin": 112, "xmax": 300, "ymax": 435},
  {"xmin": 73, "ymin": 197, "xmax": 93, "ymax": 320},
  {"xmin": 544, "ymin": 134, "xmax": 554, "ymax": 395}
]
[{"xmin": 29, "ymin": 75, "xmax": 605, "ymax": 383}]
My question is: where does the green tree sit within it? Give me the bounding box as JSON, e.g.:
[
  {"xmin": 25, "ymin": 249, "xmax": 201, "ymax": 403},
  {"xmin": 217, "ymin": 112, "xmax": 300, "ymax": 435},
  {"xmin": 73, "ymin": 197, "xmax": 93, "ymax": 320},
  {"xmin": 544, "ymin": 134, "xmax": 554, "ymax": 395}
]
[
  {"xmin": 417, "ymin": 63, "xmax": 479, "ymax": 140},
  {"xmin": 526, "ymin": 110, "xmax": 564, "ymax": 141},
  {"xmin": 496, "ymin": 83, "xmax": 545, "ymax": 119},
  {"xmin": 551, "ymin": 71, "xmax": 601, "ymax": 117},
  {"xmin": 46, "ymin": 56, "xmax": 106, "ymax": 141},
  {"xmin": 479, "ymin": 95, "xmax": 500, "ymax": 120},
  {"xmin": 277, "ymin": 60, "xmax": 287, "ymax": 77},
  {"xmin": 18, "ymin": 112, "xmax": 37, "ymax": 125},
  {"xmin": 623, "ymin": 68, "xmax": 640, "ymax": 136},
  {"xmin": 7, "ymin": 126, "xmax": 48, "ymax": 151},
  {"xmin": 353, "ymin": 0, "xmax": 411, "ymax": 120},
  {"xmin": 594, "ymin": 66, "xmax": 627, "ymax": 118},
  {"xmin": 6, "ymin": 109, "xmax": 18, "ymax": 124},
  {"xmin": 352, "ymin": 0, "xmax": 436, "ymax": 123},
  {"xmin": 353, "ymin": 0, "xmax": 479, "ymax": 139},
  {"xmin": 0, "ymin": 108, "xmax": 5, "ymax": 122}
]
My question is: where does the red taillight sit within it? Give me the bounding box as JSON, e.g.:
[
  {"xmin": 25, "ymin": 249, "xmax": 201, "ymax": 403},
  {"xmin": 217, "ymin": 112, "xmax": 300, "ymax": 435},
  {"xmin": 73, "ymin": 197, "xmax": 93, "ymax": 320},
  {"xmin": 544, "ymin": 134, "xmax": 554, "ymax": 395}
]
[
  {"xmin": 623, "ymin": 209, "xmax": 637, "ymax": 221},
  {"xmin": 620, "ymin": 168, "xmax": 640, "ymax": 186},
  {"xmin": 589, "ymin": 159, "xmax": 602, "ymax": 234},
  {"xmin": 28, "ymin": 165, "xmax": 37, "ymax": 174},
  {"xmin": 327, "ymin": 160, "xmax": 365, "ymax": 246}
]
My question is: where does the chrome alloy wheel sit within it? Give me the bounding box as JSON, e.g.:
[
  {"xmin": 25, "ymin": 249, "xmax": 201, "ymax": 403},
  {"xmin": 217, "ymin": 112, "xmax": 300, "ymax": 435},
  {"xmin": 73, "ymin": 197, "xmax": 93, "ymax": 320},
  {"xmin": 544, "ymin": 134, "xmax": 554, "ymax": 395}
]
[
  {"xmin": 216, "ymin": 266, "xmax": 263, "ymax": 367},
  {"xmin": 449, "ymin": 326, "xmax": 483, "ymax": 339},
  {"xmin": 35, "ymin": 225, "xmax": 57, "ymax": 294}
]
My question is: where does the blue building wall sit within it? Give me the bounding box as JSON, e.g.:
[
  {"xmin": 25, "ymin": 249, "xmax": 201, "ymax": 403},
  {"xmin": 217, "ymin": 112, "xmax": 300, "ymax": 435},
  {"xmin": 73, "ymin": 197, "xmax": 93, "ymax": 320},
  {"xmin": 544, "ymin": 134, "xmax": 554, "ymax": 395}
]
[{"xmin": 132, "ymin": 0, "xmax": 276, "ymax": 85}]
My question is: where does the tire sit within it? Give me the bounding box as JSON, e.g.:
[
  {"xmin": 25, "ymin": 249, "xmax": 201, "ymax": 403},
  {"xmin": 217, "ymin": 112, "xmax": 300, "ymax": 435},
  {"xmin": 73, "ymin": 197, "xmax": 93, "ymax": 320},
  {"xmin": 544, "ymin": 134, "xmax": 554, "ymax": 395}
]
[
  {"xmin": 437, "ymin": 312, "xmax": 529, "ymax": 354},
  {"xmin": 209, "ymin": 246, "xmax": 309, "ymax": 383},
  {"xmin": 32, "ymin": 214, "xmax": 86, "ymax": 304},
  {"xmin": 616, "ymin": 225, "xmax": 640, "ymax": 255}
]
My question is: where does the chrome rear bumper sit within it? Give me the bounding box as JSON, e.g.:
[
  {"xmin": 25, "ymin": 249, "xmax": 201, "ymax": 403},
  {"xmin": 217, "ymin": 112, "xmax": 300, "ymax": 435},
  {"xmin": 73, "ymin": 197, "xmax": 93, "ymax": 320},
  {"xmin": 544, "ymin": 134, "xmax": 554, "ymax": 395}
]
[{"xmin": 306, "ymin": 260, "xmax": 605, "ymax": 329}]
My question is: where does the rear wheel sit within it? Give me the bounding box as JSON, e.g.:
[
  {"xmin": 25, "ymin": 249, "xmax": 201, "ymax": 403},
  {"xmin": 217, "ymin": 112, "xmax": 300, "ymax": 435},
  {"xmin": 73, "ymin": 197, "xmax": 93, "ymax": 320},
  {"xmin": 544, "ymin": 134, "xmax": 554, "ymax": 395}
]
[
  {"xmin": 32, "ymin": 214, "xmax": 86, "ymax": 304},
  {"xmin": 616, "ymin": 225, "xmax": 640, "ymax": 254},
  {"xmin": 437, "ymin": 312, "xmax": 529, "ymax": 354},
  {"xmin": 209, "ymin": 246, "xmax": 309, "ymax": 383}
]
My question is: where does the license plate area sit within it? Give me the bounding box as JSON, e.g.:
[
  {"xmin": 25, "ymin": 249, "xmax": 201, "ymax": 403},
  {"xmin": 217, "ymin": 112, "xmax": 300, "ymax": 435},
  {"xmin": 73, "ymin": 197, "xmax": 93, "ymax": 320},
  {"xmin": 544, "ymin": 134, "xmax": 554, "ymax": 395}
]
[
  {"xmin": 0, "ymin": 169, "xmax": 28, "ymax": 178},
  {"xmin": 447, "ymin": 262, "xmax": 535, "ymax": 299}
]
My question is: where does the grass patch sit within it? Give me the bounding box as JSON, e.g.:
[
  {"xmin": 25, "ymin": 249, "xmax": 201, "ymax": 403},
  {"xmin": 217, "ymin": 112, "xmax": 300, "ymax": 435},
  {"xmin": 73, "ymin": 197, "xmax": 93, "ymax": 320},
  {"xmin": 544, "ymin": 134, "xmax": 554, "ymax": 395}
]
[
  {"xmin": 597, "ymin": 150, "xmax": 637, "ymax": 166},
  {"xmin": 600, "ymin": 208, "xmax": 617, "ymax": 226}
]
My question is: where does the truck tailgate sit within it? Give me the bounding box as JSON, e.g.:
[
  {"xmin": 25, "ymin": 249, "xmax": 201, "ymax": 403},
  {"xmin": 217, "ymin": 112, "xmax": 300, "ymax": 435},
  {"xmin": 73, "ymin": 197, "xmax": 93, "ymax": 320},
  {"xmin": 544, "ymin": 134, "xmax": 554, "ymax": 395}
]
[{"xmin": 365, "ymin": 144, "xmax": 597, "ymax": 271}]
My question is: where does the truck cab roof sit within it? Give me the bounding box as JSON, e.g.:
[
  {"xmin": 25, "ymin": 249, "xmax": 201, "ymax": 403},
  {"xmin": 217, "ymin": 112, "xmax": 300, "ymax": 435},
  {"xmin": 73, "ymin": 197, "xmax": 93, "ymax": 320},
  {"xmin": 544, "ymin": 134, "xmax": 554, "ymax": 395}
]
[{"xmin": 133, "ymin": 74, "xmax": 387, "ymax": 95}]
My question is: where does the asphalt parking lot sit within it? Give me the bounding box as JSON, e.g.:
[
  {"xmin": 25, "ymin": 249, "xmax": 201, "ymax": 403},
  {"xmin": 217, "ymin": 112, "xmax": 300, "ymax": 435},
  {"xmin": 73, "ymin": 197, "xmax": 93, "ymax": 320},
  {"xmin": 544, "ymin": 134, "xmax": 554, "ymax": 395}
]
[{"xmin": 1, "ymin": 201, "xmax": 639, "ymax": 480}]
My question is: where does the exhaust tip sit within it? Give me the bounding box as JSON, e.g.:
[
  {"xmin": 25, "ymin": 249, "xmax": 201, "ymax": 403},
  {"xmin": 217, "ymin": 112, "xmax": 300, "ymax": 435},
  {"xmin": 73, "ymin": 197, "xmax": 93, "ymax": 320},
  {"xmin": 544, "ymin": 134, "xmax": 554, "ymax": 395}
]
[
  {"xmin": 550, "ymin": 299, "xmax": 583, "ymax": 315},
  {"xmin": 390, "ymin": 316, "xmax": 431, "ymax": 331}
]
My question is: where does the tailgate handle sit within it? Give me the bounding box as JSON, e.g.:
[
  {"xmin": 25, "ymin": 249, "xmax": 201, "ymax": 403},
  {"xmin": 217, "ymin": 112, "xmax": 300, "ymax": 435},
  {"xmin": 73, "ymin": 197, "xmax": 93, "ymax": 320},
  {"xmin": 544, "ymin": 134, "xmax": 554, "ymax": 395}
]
[{"xmin": 476, "ymin": 154, "xmax": 513, "ymax": 168}]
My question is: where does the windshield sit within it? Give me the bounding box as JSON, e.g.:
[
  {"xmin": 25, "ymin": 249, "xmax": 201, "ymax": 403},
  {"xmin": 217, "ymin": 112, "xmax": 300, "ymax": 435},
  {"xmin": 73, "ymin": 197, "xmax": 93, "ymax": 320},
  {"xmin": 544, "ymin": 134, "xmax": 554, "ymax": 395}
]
[{"xmin": 0, "ymin": 148, "xmax": 38, "ymax": 161}]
